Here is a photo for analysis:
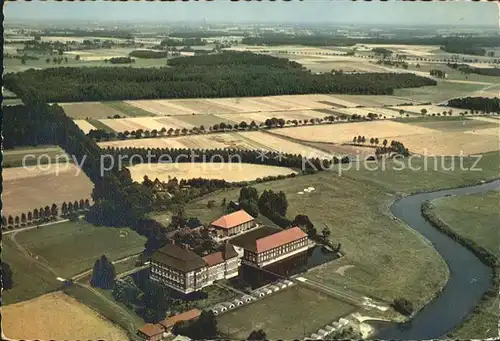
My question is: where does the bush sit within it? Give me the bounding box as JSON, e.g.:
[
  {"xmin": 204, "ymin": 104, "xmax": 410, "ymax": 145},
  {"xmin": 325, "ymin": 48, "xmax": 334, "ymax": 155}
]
[{"xmin": 392, "ymin": 298, "xmax": 414, "ymax": 316}]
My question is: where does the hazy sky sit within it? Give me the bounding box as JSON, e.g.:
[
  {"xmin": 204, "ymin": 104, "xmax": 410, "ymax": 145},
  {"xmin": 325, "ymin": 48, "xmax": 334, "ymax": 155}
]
[{"xmin": 4, "ymin": 0, "xmax": 499, "ymax": 26}]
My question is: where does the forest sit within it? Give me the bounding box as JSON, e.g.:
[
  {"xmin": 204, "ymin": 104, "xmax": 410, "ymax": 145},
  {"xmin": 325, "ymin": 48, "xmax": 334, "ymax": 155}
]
[
  {"xmin": 129, "ymin": 50, "xmax": 168, "ymax": 59},
  {"xmin": 241, "ymin": 35, "xmax": 500, "ymax": 48},
  {"xmin": 447, "ymin": 63, "xmax": 500, "ymax": 77},
  {"xmin": 4, "ymin": 52, "xmax": 436, "ymax": 102},
  {"xmin": 447, "ymin": 97, "xmax": 500, "ymax": 113},
  {"xmin": 160, "ymin": 37, "xmax": 207, "ymax": 46}
]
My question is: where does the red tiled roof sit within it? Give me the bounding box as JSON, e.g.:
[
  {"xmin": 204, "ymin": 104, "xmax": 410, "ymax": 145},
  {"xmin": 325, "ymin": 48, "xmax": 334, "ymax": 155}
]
[
  {"xmin": 138, "ymin": 323, "xmax": 164, "ymax": 337},
  {"xmin": 203, "ymin": 251, "xmax": 225, "ymax": 267},
  {"xmin": 255, "ymin": 227, "xmax": 307, "ymax": 253},
  {"xmin": 211, "ymin": 210, "xmax": 254, "ymax": 229},
  {"xmin": 203, "ymin": 244, "xmax": 238, "ymax": 267},
  {"xmin": 159, "ymin": 309, "xmax": 201, "ymax": 329}
]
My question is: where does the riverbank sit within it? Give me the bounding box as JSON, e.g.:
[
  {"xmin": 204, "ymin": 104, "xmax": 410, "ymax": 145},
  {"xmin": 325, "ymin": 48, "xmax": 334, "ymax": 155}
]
[
  {"xmin": 422, "ymin": 191, "xmax": 499, "ymax": 339},
  {"xmin": 375, "ymin": 180, "xmax": 499, "ymax": 339}
]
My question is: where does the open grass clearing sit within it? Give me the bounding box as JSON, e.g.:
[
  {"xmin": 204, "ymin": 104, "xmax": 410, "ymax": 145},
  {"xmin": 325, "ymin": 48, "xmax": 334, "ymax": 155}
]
[
  {"xmin": 188, "ymin": 172, "xmax": 449, "ymax": 310},
  {"xmin": 102, "ymin": 101, "xmax": 154, "ymax": 117},
  {"xmin": 393, "ymin": 81, "xmax": 488, "ymax": 104},
  {"xmin": 400, "ymin": 117, "xmax": 498, "ymax": 132},
  {"xmin": 2, "ymin": 164, "xmax": 93, "ymax": 217},
  {"xmin": 2, "ymin": 145, "xmax": 68, "ymax": 168},
  {"xmin": 61, "ymin": 102, "xmax": 126, "ymax": 119},
  {"xmin": 342, "ymin": 151, "xmax": 500, "ymax": 195},
  {"xmin": 2, "ymin": 237, "xmax": 62, "ymax": 305},
  {"xmin": 272, "ymin": 121, "xmax": 438, "ymax": 144},
  {"xmin": 128, "ymin": 163, "xmax": 297, "ymax": 183},
  {"xmin": 2, "ymin": 291, "xmax": 129, "ymax": 341},
  {"xmin": 217, "ymin": 285, "xmax": 357, "ymax": 340},
  {"xmin": 14, "ymin": 220, "xmax": 146, "ymax": 278},
  {"xmin": 429, "ymin": 191, "xmax": 500, "ymax": 339}
]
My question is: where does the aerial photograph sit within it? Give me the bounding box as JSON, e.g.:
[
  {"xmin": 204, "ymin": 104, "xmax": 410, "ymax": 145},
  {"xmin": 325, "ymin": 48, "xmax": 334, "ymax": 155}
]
[{"xmin": 1, "ymin": 0, "xmax": 499, "ymax": 340}]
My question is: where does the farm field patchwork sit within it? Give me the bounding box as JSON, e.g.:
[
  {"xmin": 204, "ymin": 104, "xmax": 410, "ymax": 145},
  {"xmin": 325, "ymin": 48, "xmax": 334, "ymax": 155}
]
[
  {"xmin": 98, "ymin": 131, "xmax": 331, "ymax": 158},
  {"xmin": 14, "ymin": 220, "xmax": 146, "ymax": 278},
  {"xmin": 61, "ymin": 102, "xmax": 126, "ymax": 119},
  {"xmin": 217, "ymin": 285, "xmax": 357, "ymax": 340},
  {"xmin": 2, "ymin": 292, "xmax": 128, "ymax": 341},
  {"xmin": 128, "ymin": 163, "xmax": 297, "ymax": 183},
  {"xmin": 271, "ymin": 121, "xmax": 438, "ymax": 144},
  {"xmin": 393, "ymin": 81, "xmax": 489, "ymax": 104},
  {"xmin": 2, "ymin": 164, "xmax": 93, "ymax": 217}
]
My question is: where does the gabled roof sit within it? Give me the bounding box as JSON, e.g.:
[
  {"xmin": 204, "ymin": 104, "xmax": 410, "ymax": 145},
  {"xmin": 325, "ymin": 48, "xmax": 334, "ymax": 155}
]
[
  {"xmin": 211, "ymin": 210, "xmax": 254, "ymax": 229},
  {"xmin": 254, "ymin": 227, "xmax": 307, "ymax": 253},
  {"xmin": 152, "ymin": 244, "xmax": 207, "ymax": 272},
  {"xmin": 138, "ymin": 323, "xmax": 164, "ymax": 337},
  {"xmin": 202, "ymin": 243, "xmax": 238, "ymax": 267},
  {"xmin": 159, "ymin": 309, "xmax": 201, "ymax": 329}
]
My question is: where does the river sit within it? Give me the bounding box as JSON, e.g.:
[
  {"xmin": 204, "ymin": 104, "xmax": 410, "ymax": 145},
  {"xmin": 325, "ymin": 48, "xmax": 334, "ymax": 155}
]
[{"xmin": 373, "ymin": 180, "xmax": 500, "ymax": 339}]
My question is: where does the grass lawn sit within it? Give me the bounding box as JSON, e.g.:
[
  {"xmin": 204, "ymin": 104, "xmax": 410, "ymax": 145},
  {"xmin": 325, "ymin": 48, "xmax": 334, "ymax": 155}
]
[
  {"xmin": 217, "ymin": 285, "xmax": 356, "ymax": 340},
  {"xmin": 87, "ymin": 119, "xmax": 116, "ymax": 133},
  {"xmin": 2, "ymin": 145, "xmax": 70, "ymax": 168},
  {"xmin": 14, "ymin": 220, "xmax": 146, "ymax": 278},
  {"xmin": 394, "ymin": 81, "xmax": 487, "ymax": 104},
  {"xmin": 2, "ymin": 237, "xmax": 61, "ymax": 305},
  {"xmin": 342, "ymin": 151, "xmax": 500, "ymax": 195},
  {"xmin": 102, "ymin": 101, "xmax": 153, "ymax": 117},
  {"xmin": 187, "ymin": 172, "xmax": 449, "ymax": 311},
  {"xmin": 430, "ymin": 190, "xmax": 500, "ymax": 339}
]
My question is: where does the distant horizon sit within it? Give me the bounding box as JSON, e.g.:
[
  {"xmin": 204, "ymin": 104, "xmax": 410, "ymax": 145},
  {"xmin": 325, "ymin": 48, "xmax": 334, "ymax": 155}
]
[{"xmin": 4, "ymin": 0, "xmax": 499, "ymax": 28}]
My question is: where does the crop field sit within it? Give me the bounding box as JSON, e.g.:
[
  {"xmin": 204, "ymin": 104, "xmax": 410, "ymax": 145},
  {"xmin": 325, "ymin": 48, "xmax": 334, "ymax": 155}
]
[
  {"xmin": 188, "ymin": 172, "xmax": 449, "ymax": 311},
  {"xmin": 217, "ymin": 285, "xmax": 357, "ymax": 340},
  {"xmin": 335, "ymin": 107, "xmax": 402, "ymax": 118},
  {"xmin": 2, "ymin": 292, "xmax": 128, "ymax": 341},
  {"xmin": 391, "ymin": 105, "xmax": 464, "ymax": 115},
  {"xmin": 272, "ymin": 121, "xmax": 437, "ymax": 144},
  {"xmin": 14, "ymin": 220, "xmax": 146, "ymax": 278},
  {"xmin": 2, "ymin": 164, "xmax": 93, "ymax": 217},
  {"xmin": 98, "ymin": 131, "xmax": 331, "ymax": 159},
  {"xmin": 2, "ymin": 145, "xmax": 68, "ymax": 168},
  {"xmin": 128, "ymin": 163, "xmax": 297, "ymax": 183},
  {"xmin": 403, "ymin": 118, "xmax": 498, "ymax": 133},
  {"xmin": 74, "ymin": 120, "xmax": 98, "ymax": 134},
  {"xmin": 384, "ymin": 131, "xmax": 499, "ymax": 156},
  {"xmin": 61, "ymin": 102, "xmax": 126, "ymax": 119}
]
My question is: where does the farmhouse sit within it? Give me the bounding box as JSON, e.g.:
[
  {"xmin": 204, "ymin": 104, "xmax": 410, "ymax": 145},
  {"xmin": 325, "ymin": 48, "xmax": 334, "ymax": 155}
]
[
  {"xmin": 158, "ymin": 309, "xmax": 201, "ymax": 332},
  {"xmin": 241, "ymin": 227, "xmax": 309, "ymax": 267},
  {"xmin": 150, "ymin": 243, "xmax": 240, "ymax": 294},
  {"xmin": 137, "ymin": 323, "xmax": 165, "ymax": 341},
  {"xmin": 210, "ymin": 210, "xmax": 256, "ymax": 237}
]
